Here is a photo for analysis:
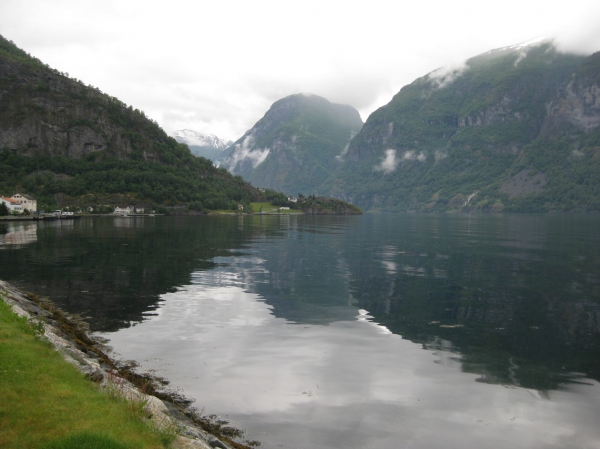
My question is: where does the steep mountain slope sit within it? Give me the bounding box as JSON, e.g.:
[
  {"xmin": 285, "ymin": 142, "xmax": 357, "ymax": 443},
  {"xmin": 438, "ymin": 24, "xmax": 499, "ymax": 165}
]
[
  {"xmin": 0, "ymin": 35, "xmax": 262, "ymax": 211},
  {"xmin": 221, "ymin": 94, "xmax": 363, "ymax": 196},
  {"xmin": 173, "ymin": 129, "xmax": 232, "ymax": 161},
  {"xmin": 326, "ymin": 42, "xmax": 600, "ymax": 212}
]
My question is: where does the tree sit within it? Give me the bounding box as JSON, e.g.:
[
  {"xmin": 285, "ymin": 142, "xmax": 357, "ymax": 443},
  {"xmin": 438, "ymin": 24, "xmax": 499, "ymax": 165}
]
[{"xmin": 0, "ymin": 202, "xmax": 8, "ymax": 216}]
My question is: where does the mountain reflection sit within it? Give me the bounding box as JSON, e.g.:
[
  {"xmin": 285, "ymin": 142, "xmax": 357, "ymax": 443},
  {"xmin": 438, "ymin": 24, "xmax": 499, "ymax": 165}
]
[
  {"xmin": 0, "ymin": 217, "xmax": 259, "ymax": 331},
  {"xmin": 0, "ymin": 214, "xmax": 599, "ymax": 391}
]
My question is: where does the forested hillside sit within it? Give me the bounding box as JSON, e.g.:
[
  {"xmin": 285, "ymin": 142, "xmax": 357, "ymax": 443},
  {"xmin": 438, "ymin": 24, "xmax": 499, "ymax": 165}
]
[
  {"xmin": 326, "ymin": 43, "xmax": 600, "ymax": 212},
  {"xmin": 221, "ymin": 94, "xmax": 363, "ymax": 196},
  {"xmin": 0, "ymin": 35, "xmax": 261, "ymax": 211}
]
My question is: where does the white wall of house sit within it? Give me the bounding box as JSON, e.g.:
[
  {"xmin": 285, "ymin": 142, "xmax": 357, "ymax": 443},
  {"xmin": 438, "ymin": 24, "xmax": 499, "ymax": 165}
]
[
  {"xmin": 114, "ymin": 206, "xmax": 132, "ymax": 214},
  {"xmin": 11, "ymin": 194, "xmax": 37, "ymax": 212},
  {"xmin": 114, "ymin": 206, "xmax": 146, "ymax": 214},
  {"xmin": 1, "ymin": 197, "xmax": 24, "ymax": 213}
]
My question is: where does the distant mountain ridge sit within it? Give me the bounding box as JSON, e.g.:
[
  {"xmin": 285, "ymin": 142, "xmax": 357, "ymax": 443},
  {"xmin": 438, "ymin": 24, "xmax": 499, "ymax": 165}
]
[
  {"xmin": 172, "ymin": 130, "xmax": 233, "ymax": 162},
  {"xmin": 173, "ymin": 129, "xmax": 232, "ymax": 149},
  {"xmin": 324, "ymin": 41, "xmax": 600, "ymax": 212},
  {"xmin": 221, "ymin": 93, "xmax": 363, "ymax": 196}
]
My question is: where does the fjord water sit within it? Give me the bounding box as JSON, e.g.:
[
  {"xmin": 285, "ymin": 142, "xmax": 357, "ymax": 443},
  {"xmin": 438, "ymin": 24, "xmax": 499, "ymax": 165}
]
[{"xmin": 1, "ymin": 214, "xmax": 600, "ymax": 448}]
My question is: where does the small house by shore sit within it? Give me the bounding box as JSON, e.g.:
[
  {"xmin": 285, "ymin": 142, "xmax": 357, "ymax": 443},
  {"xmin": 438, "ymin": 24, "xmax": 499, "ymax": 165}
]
[
  {"xmin": 11, "ymin": 193, "xmax": 37, "ymax": 213},
  {"xmin": 1, "ymin": 197, "xmax": 23, "ymax": 214},
  {"xmin": 113, "ymin": 205, "xmax": 145, "ymax": 215}
]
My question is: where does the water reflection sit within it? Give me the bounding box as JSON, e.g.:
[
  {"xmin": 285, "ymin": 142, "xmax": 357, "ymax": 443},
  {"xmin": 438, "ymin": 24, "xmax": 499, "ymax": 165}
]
[
  {"xmin": 1, "ymin": 214, "xmax": 599, "ymax": 391},
  {"xmin": 0, "ymin": 222, "xmax": 37, "ymax": 248},
  {"xmin": 1, "ymin": 213, "xmax": 600, "ymax": 442},
  {"xmin": 0, "ymin": 217, "xmax": 262, "ymax": 330},
  {"xmin": 104, "ymin": 283, "xmax": 600, "ymax": 449}
]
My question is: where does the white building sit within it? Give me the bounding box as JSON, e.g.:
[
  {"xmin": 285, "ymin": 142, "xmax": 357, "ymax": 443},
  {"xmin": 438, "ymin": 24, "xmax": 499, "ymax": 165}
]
[
  {"xmin": 114, "ymin": 206, "xmax": 132, "ymax": 215},
  {"xmin": 11, "ymin": 193, "xmax": 37, "ymax": 213},
  {"xmin": 1, "ymin": 197, "xmax": 24, "ymax": 214},
  {"xmin": 113, "ymin": 205, "xmax": 145, "ymax": 215}
]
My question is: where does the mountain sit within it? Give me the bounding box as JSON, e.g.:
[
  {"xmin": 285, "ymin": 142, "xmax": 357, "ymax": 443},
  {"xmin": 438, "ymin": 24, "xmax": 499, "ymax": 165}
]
[
  {"xmin": 325, "ymin": 41, "xmax": 600, "ymax": 212},
  {"xmin": 173, "ymin": 129, "xmax": 232, "ymax": 161},
  {"xmin": 0, "ymin": 35, "xmax": 262, "ymax": 212},
  {"xmin": 220, "ymin": 93, "xmax": 363, "ymax": 196}
]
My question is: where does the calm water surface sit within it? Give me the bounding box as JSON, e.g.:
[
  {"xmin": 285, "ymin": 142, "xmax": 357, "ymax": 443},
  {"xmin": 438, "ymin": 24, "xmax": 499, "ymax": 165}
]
[{"xmin": 1, "ymin": 214, "xmax": 600, "ymax": 448}]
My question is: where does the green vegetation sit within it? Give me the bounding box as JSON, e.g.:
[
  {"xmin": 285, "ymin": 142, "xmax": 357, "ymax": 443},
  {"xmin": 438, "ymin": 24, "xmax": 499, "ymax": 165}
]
[
  {"xmin": 0, "ymin": 36, "xmax": 363, "ymax": 215},
  {"xmin": 326, "ymin": 44, "xmax": 600, "ymax": 212},
  {"xmin": 0, "ymin": 34, "xmax": 266, "ymax": 212},
  {"xmin": 298, "ymin": 195, "xmax": 362, "ymax": 214},
  {"xmin": 223, "ymin": 94, "xmax": 363, "ymax": 196},
  {"xmin": 0, "ymin": 151, "xmax": 259, "ymax": 212},
  {"xmin": 0, "ymin": 297, "xmax": 168, "ymax": 449},
  {"xmin": 250, "ymin": 202, "xmax": 302, "ymax": 214},
  {"xmin": 251, "ymin": 202, "xmax": 277, "ymax": 213}
]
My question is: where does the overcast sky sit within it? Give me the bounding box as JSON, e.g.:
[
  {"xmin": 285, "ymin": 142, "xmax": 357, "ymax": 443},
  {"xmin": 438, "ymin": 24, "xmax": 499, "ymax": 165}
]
[{"xmin": 2, "ymin": 0, "xmax": 600, "ymax": 141}]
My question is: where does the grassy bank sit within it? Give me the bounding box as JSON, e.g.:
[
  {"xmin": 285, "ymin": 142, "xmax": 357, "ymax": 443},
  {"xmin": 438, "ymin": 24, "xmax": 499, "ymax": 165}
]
[
  {"xmin": 250, "ymin": 202, "xmax": 302, "ymax": 214},
  {"xmin": 0, "ymin": 297, "xmax": 171, "ymax": 449}
]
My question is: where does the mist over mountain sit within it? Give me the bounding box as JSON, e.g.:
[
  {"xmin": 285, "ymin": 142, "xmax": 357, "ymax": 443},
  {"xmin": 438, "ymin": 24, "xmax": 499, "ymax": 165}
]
[
  {"xmin": 173, "ymin": 129, "xmax": 232, "ymax": 161},
  {"xmin": 4, "ymin": 29, "xmax": 598, "ymax": 214},
  {"xmin": 325, "ymin": 41, "xmax": 600, "ymax": 212},
  {"xmin": 221, "ymin": 93, "xmax": 363, "ymax": 196}
]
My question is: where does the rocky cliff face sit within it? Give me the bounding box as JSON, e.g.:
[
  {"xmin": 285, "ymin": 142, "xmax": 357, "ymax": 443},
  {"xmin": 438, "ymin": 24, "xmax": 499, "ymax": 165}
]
[
  {"xmin": 221, "ymin": 93, "xmax": 363, "ymax": 195},
  {"xmin": 0, "ymin": 38, "xmax": 176, "ymax": 162},
  {"xmin": 541, "ymin": 52, "xmax": 600, "ymax": 135},
  {"xmin": 326, "ymin": 42, "xmax": 600, "ymax": 212}
]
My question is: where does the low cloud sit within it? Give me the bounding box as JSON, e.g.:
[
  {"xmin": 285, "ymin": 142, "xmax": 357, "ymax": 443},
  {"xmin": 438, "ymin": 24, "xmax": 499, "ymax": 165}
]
[
  {"xmin": 402, "ymin": 150, "xmax": 427, "ymax": 162},
  {"xmin": 513, "ymin": 48, "xmax": 529, "ymax": 67},
  {"xmin": 428, "ymin": 62, "xmax": 468, "ymax": 89},
  {"xmin": 374, "ymin": 149, "xmax": 399, "ymax": 174},
  {"xmin": 335, "ymin": 131, "xmax": 358, "ymax": 161},
  {"xmin": 374, "ymin": 149, "xmax": 427, "ymax": 173},
  {"xmin": 225, "ymin": 134, "xmax": 270, "ymax": 172},
  {"xmin": 335, "ymin": 144, "xmax": 349, "ymax": 161}
]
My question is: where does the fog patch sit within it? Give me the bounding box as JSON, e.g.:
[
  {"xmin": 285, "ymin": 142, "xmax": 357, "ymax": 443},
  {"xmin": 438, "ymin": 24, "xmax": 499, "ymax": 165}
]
[
  {"xmin": 374, "ymin": 149, "xmax": 399, "ymax": 174},
  {"xmin": 226, "ymin": 134, "xmax": 270, "ymax": 171},
  {"xmin": 428, "ymin": 62, "xmax": 468, "ymax": 89},
  {"xmin": 513, "ymin": 48, "xmax": 530, "ymax": 67},
  {"xmin": 402, "ymin": 150, "xmax": 427, "ymax": 162},
  {"xmin": 510, "ymin": 39, "xmax": 545, "ymax": 66},
  {"xmin": 335, "ymin": 131, "xmax": 357, "ymax": 161},
  {"xmin": 572, "ymin": 149, "xmax": 585, "ymax": 157},
  {"xmin": 336, "ymin": 144, "xmax": 350, "ymax": 161}
]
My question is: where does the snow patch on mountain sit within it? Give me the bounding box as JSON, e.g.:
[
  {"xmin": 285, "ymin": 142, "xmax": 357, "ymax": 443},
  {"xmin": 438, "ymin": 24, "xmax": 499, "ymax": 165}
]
[{"xmin": 173, "ymin": 129, "xmax": 233, "ymax": 149}]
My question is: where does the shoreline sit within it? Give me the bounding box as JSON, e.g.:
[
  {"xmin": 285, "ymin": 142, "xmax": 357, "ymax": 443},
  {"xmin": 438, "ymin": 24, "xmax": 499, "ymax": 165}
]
[{"xmin": 0, "ymin": 279, "xmax": 256, "ymax": 449}]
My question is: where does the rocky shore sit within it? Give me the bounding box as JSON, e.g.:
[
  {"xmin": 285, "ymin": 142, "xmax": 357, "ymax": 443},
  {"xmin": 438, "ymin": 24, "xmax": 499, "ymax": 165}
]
[{"xmin": 0, "ymin": 279, "xmax": 253, "ymax": 449}]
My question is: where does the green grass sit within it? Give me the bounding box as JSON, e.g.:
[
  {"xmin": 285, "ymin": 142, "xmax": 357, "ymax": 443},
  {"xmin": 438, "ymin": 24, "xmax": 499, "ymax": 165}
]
[
  {"xmin": 250, "ymin": 202, "xmax": 302, "ymax": 214},
  {"xmin": 250, "ymin": 202, "xmax": 278, "ymax": 213},
  {"xmin": 41, "ymin": 431, "xmax": 133, "ymax": 449},
  {"xmin": 0, "ymin": 297, "xmax": 168, "ymax": 449}
]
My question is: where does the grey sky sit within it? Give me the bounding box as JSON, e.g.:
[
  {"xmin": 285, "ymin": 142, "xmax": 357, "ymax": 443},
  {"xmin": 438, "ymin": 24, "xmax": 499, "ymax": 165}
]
[{"xmin": 1, "ymin": 0, "xmax": 599, "ymax": 140}]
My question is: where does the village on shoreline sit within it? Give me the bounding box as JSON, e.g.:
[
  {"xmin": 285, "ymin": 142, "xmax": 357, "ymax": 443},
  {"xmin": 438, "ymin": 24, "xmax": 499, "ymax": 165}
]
[{"xmin": 0, "ymin": 192, "xmax": 356, "ymax": 221}]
